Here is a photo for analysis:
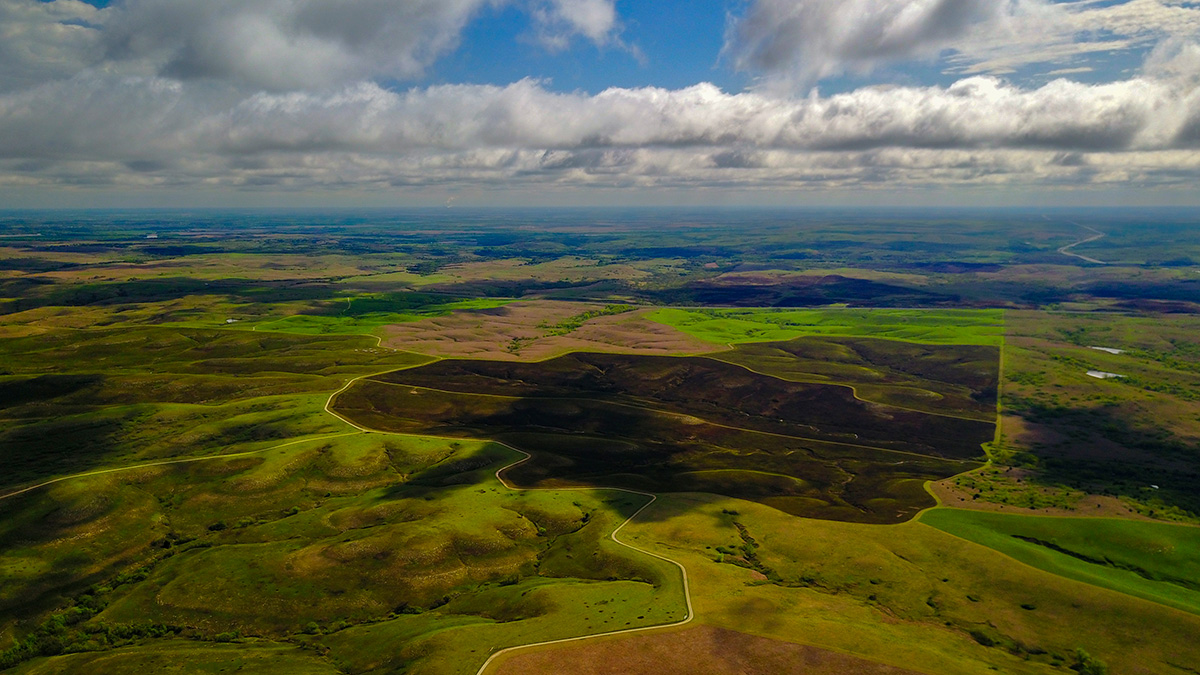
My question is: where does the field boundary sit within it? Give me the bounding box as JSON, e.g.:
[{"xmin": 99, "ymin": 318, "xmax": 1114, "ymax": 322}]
[
  {"xmin": 646, "ymin": 307, "xmax": 1006, "ymax": 348},
  {"xmin": 918, "ymin": 506, "xmax": 1200, "ymax": 615},
  {"xmin": 704, "ymin": 356, "xmax": 995, "ymax": 423}
]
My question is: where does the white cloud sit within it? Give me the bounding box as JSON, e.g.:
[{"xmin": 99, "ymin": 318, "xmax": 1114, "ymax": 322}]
[
  {"xmin": 532, "ymin": 0, "xmax": 620, "ymax": 49},
  {"xmin": 0, "ymin": 0, "xmax": 627, "ymax": 92},
  {"xmin": 0, "ymin": 0, "xmax": 106, "ymax": 91},
  {"xmin": 724, "ymin": 0, "xmax": 1060, "ymax": 88},
  {"xmin": 1068, "ymin": 0, "xmax": 1200, "ymax": 40},
  {"xmin": 0, "ymin": 0, "xmax": 628, "ymax": 93},
  {"xmin": 725, "ymin": 0, "xmax": 1200, "ymax": 86},
  {"xmin": 952, "ymin": 0, "xmax": 1200, "ymax": 75},
  {"xmin": 0, "ymin": 0, "xmax": 1197, "ymax": 201},
  {"xmin": 99, "ymin": 0, "xmax": 498, "ymax": 90},
  {"xmin": 0, "ymin": 51, "xmax": 1196, "ymax": 193},
  {"xmin": 187, "ymin": 67, "xmax": 1199, "ymax": 155}
]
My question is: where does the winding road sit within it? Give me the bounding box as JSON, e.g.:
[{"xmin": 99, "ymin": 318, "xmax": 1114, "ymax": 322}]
[
  {"xmin": 324, "ymin": 373, "xmax": 696, "ymax": 674},
  {"xmin": 0, "ymin": 367, "xmax": 698, "ymax": 675},
  {"xmin": 472, "ymin": 448, "xmax": 694, "ymax": 675}
]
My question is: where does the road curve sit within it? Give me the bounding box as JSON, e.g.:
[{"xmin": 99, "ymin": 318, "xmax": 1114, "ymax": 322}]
[
  {"xmin": 1, "ymin": 366, "xmax": 698, "ymax": 675},
  {"xmin": 330, "ymin": 374, "xmax": 697, "ymax": 673},
  {"xmin": 473, "ymin": 447, "xmax": 694, "ymax": 675}
]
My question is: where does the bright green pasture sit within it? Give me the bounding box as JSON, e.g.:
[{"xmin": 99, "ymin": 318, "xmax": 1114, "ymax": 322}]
[
  {"xmin": 626, "ymin": 493, "xmax": 1200, "ymax": 675},
  {"xmin": 322, "ymin": 573, "xmax": 682, "ymax": 675},
  {"xmin": 648, "ymin": 308, "xmax": 1004, "ymax": 346},
  {"xmin": 920, "ymin": 508, "xmax": 1200, "ymax": 615}
]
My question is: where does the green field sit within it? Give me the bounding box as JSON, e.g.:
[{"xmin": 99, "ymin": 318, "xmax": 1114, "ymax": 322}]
[
  {"xmin": 4, "ymin": 216, "xmax": 1200, "ymax": 675},
  {"xmin": 920, "ymin": 508, "xmax": 1200, "ymax": 615},
  {"xmin": 0, "ymin": 327, "xmax": 431, "ymax": 491},
  {"xmin": 648, "ymin": 308, "xmax": 1005, "ymax": 346},
  {"xmin": 623, "ymin": 493, "xmax": 1200, "ymax": 675},
  {"xmin": 0, "ymin": 431, "xmax": 686, "ymax": 674}
]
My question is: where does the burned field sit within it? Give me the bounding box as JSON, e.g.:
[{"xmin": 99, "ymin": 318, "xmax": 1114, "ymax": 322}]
[
  {"xmin": 711, "ymin": 336, "xmax": 998, "ymax": 420},
  {"xmin": 333, "ymin": 337, "xmax": 998, "ymax": 524}
]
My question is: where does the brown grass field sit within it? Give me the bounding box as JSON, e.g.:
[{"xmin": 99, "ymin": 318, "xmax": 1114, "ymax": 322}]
[
  {"xmin": 383, "ymin": 301, "xmax": 715, "ymax": 360},
  {"xmin": 928, "ymin": 473, "xmax": 1149, "ymax": 519},
  {"xmin": 493, "ymin": 625, "xmax": 923, "ymax": 675}
]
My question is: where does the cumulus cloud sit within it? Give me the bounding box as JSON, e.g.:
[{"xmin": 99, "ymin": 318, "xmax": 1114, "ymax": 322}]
[
  {"xmin": 0, "ymin": 48, "xmax": 1197, "ymax": 192},
  {"xmin": 0, "ymin": 0, "xmax": 106, "ymax": 91},
  {"xmin": 203, "ymin": 75, "xmax": 1190, "ymax": 154},
  {"xmin": 0, "ymin": 0, "xmax": 624, "ymax": 92},
  {"xmin": 100, "ymin": 0, "xmax": 497, "ymax": 90},
  {"xmin": 0, "ymin": 0, "xmax": 1197, "ymax": 200}
]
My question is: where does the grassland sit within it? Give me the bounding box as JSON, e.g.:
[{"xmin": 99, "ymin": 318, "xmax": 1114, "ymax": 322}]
[
  {"xmin": 648, "ymin": 308, "xmax": 1004, "ymax": 346},
  {"xmin": 920, "ymin": 508, "xmax": 1200, "ymax": 615},
  {"xmin": 10, "ymin": 642, "xmax": 340, "ymax": 675},
  {"xmin": 973, "ymin": 311, "xmax": 1200, "ymax": 522},
  {"xmin": 4, "ymin": 211, "xmax": 1200, "ymax": 675},
  {"xmin": 380, "ymin": 302, "xmax": 716, "ymax": 361},
  {"xmin": 1, "ymin": 429, "xmax": 687, "ymax": 674},
  {"xmin": 0, "ymin": 318, "xmax": 689, "ymax": 673},
  {"xmin": 245, "ymin": 296, "xmax": 512, "ymax": 336},
  {"xmin": 616, "ymin": 493, "xmax": 1200, "ymax": 675},
  {"xmin": 492, "ymin": 625, "xmax": 923, "ymax": 675},
  {"xmin": 0, "ymin": 326, "xmax": 430, "ymax": 490}
]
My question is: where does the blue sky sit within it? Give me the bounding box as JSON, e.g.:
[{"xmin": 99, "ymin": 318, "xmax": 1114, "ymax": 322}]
[
  {"xmin": 430, "ymin": 1, "xmax": 745, "ymax": 93},
  {"xmin": 50, "ymin": 0, "xmax": 1178, "ymax": 92},
  {"xmin": 63, "ymin": 0, "xmax": 743, "ymax": 93},
  {"xmin": 2, "ymin": 0, "xmax": 1199, "ymax": 207}
]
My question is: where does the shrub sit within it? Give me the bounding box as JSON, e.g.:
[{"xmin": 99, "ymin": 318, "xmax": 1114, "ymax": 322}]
[{"xmin": 1072, "ymin": 648, "xmax": 1109, "ymax": 675}]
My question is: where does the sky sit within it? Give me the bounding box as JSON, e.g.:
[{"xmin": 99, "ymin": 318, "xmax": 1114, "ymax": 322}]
[{"xmin": 0, "ymin": 0, "xmax": 1198, "ymax": 207}]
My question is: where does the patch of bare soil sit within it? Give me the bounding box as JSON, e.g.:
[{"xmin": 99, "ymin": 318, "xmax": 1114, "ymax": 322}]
[
  {"xmin": 493, "ymin": 625, "xmax": 924, "ymax": 675},
  {"xmin": 928, "ymin": 476, "xmax": 1150, "ymax": 519},
  {"xmin": 383, "ymin": 301, "xmax": 716, "ymax": 360}
]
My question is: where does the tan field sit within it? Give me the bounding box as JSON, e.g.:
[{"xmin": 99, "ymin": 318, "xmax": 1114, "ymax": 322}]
[
  {"xmin": 493, "ymin": 625, "xmax": 923, "ymax": 675},
  {"xmin": 383, "ymin": 301, "xmax": 717, "ymax": 360},
  {"xmin": 929, "ymin": 471, "xmax": 1150, "ymax": 519}
]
